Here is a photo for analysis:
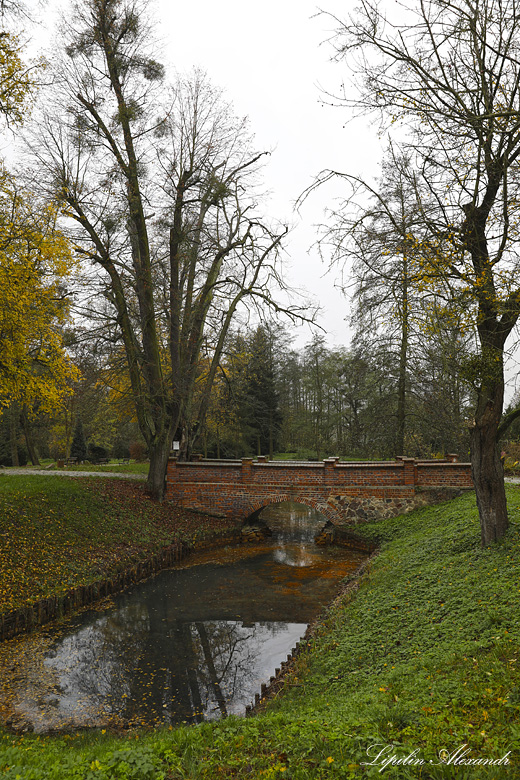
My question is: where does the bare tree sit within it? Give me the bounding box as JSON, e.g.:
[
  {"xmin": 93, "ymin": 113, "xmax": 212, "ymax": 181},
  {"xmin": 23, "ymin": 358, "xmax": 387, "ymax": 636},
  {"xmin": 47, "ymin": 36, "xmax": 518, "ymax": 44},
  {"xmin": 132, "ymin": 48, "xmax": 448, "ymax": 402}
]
[
  {"xmin": 307, "ymin": 144, "xmax": 475, "ymax": 457},
  {"xmin": 307, "ymin": 147, "xmax": 434, "ymax": 455},
  {"xmin": 321, "ymin": 0, "xmax": 520, "ymax": 544},
  {"xmin": 27, "ymin": 0, "xmax": 307, "ymax": 499}
]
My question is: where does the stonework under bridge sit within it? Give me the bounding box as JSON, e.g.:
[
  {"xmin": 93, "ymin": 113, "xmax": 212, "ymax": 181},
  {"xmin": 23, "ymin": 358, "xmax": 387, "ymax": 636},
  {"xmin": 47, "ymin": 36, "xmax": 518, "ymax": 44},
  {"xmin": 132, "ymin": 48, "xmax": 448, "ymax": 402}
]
[{"xmin": 166, "ymin": 455, "xmax": 473, "ymax": 525}]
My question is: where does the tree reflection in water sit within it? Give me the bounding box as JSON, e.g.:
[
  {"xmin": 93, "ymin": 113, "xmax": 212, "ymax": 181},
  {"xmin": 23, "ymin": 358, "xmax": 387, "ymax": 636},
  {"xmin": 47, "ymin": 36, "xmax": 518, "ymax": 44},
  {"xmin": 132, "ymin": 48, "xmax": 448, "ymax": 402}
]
[
  {"xmin": 0, "ymin": 502, "xmax": 365, "ymax": 732},
  {"xmin": 1, "ymin": 612, "xmax": 304, "ymax": 731}
]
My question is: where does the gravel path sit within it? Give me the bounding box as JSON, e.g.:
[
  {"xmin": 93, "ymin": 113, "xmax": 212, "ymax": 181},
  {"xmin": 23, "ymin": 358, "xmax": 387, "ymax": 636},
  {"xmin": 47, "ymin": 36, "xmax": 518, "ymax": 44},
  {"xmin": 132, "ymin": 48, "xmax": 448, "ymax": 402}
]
[{"xmin": 0, "ymin": 468, "xmax": 146, "ymax": 480}]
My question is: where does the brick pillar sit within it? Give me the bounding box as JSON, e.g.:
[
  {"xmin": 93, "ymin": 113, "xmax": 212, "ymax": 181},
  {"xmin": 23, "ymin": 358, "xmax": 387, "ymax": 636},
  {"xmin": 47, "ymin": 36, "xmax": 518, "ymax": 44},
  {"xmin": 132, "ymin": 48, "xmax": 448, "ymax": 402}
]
[
  {"xmin": 401, "ymin": 457, "xmax": 416, "ymax": 486},
  {"xmin": 242, "ymin": 457, "xmax": 253, "ymax": 482},
  {"xmin": 447, "ymin": 453, "xmax": 459, "ymax": 463},
  {"xmin": 323, "ymin": 458, "xmax": 336, "ymax": 487}
]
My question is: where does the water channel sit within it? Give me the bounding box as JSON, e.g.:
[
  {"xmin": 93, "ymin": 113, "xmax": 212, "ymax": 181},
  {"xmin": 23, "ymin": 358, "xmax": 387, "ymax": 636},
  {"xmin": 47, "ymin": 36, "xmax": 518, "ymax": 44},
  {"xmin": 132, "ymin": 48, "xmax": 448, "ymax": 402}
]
[{"xmin": 0, "ymin": 502, "xmax": 366, "ymax": 733}]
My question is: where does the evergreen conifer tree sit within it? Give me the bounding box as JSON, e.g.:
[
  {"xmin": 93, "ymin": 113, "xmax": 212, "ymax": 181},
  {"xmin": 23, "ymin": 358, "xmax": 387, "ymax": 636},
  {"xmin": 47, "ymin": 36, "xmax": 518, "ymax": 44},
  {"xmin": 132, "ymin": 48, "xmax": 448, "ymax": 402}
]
[
  {"xmin": 70, "ymin": 418, "xmax": 87, "ymax": 462},
  {"xmin": 241, "ymin": 327, "xmax": 282, "ymax": 458}
]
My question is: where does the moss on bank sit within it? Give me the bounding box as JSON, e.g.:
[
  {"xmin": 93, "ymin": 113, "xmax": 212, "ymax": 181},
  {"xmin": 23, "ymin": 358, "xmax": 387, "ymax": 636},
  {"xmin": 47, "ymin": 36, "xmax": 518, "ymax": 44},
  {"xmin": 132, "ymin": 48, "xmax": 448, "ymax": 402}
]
[{"xmin": 1, "ymin": 485, "xmax": 520, "ymax": 778}]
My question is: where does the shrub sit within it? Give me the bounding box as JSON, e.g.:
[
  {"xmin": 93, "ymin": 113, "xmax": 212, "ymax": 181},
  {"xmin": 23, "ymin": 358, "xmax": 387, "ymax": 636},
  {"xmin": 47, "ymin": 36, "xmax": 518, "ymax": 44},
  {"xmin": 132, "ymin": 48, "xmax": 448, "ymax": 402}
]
[
  {"xmin": 112, "ymin": 437, "xmax": 131, "ymax": 459},
  {"xmin": 0, "ymin": 445, "xmax": 28, "ymax": 467},
  {"xmin": 88, "ymin": 444, "xmax": 108, "ymax": 464},
  {"xmin": 129, "ymin": 441, "xmax": 147, "ymax": 461}
]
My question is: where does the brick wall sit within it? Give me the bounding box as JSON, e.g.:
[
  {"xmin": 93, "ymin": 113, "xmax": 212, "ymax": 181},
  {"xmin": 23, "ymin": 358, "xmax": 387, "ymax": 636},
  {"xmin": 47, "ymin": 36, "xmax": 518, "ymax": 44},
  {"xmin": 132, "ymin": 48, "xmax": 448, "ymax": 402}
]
[
  {"xmin": 166, "ymin": 456, "xmax": 473, "ymax": 524},
  {"xmin": 415, "ymin": 461, "xmax": 474, "ymax": 488}
]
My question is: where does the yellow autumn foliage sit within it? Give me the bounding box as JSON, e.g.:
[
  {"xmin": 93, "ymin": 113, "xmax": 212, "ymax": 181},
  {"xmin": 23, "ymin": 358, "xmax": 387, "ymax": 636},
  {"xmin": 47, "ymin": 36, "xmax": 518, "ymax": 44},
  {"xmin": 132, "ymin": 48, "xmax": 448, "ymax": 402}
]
[
  {"xmin": 0, "ymin": 26, "xmax": 42, "ymax": 125},
  {"xmin": 0, "ymin": 168, "xmax": 80, "ymax": 411}
]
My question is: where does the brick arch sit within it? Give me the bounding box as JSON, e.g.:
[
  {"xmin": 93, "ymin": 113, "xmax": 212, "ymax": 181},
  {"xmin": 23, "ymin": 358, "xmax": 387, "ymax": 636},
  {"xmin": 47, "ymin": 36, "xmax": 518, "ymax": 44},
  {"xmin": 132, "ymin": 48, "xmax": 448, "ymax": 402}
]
[
  {"xmin": 242, "ymin": 494, "xmax": 341, "ymax": 526},
  {"xmin": 240, "ymin": 494, "xmax": 291, "ymax": 526}
]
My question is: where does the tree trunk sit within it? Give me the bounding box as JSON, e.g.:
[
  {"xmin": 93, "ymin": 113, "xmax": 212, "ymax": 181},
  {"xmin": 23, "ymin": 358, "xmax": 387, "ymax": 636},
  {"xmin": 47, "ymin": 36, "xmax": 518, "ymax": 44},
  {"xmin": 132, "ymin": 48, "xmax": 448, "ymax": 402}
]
[
  {"xmin": 9, "ymin": 403, "xmax": 19, "ymax": 467},
  {"xmin": 177, "ymin": 424, "xmax": 191, "ymax": 462},
  {"xmin": 470, "ymin": 380, "xmax": 509, "ymax": 545},
  {"xmin": 146, "ymin": 430, "xmax": 173, "ymax": 501},
  {"xmin": 195, "ymin": 622, "xmax": 228, "ymax": 718},
  {"xmin": 463, "ymin": 203, "xmax": 511, "ymax": 545},
  {"xmin": 396, "ymin": 251, "xmax": 408, "ymax": 456},
  {"xmin": 21, "ymin": 405, "xmax": 40, "ymax": 466}
]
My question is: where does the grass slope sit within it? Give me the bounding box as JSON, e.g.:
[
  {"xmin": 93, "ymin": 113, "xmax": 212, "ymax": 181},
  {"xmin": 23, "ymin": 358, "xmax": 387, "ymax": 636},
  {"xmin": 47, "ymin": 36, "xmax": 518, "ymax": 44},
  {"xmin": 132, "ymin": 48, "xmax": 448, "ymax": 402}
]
[
  {"xmin": 0, "ymin": 476, "xmax": 234, "ymax": 613},
  {"xmin": 1, "ymin": 488, "xmax": 520, "ymax": 778}
]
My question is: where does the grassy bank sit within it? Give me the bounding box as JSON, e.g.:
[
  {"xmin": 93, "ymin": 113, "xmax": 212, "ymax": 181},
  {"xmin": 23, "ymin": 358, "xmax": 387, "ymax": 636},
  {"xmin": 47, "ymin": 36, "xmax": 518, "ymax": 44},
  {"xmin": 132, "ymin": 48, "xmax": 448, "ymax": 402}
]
[
  {"xmin": 0, "ymin": 476, "xmax": 234, "ymax": 614},
  {"xmin": 1, "ymin": 487, "xmax": 520, "ymax": 778}
]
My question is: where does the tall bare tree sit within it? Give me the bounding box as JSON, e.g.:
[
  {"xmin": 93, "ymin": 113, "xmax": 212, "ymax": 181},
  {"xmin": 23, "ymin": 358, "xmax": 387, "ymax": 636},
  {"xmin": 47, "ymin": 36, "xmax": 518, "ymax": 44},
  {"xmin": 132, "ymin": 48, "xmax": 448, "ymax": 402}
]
[
  {"xmin": 306, "ymin": 147, "xmax": 432, "ymax": 455},
  {"xmin": 322, "ymin": 0, "xmax": 520, "ymax": 544},
  {"xmin": 28, "ymin": 0, "xmax": 305, "ymax": 498}
]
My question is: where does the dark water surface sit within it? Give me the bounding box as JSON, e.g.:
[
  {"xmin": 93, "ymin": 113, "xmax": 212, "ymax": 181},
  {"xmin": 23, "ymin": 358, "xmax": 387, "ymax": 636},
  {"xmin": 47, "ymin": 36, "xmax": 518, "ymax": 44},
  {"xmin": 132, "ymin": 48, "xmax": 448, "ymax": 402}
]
[{"xmin": 0, "ymin": 503, "xmax": 365, "ymax": 732}]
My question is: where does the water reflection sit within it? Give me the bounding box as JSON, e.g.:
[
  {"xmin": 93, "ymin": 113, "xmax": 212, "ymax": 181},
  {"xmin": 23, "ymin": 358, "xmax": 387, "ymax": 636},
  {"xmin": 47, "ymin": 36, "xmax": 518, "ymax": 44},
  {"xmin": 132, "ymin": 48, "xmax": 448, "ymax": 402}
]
[{"xmin": 0, "ymin": 502, "xmax": 365, "ymax": 732}]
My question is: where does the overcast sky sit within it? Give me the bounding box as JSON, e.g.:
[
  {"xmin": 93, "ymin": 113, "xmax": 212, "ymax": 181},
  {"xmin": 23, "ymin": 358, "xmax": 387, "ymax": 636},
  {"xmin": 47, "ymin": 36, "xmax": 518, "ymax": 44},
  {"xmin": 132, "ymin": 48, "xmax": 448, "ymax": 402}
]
[
  {"xmin": 23, "ymin": 0, "xmax": 384, "ymax": 349},
  {"xmin": 153, "ymin": 0, "xmax": 384, "ymax": 347}
]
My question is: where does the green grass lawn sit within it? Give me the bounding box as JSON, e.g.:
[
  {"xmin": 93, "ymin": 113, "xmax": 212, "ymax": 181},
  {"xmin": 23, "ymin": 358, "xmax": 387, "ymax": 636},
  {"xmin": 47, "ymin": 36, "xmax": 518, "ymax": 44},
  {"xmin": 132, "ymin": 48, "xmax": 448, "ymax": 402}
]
[
  {"xmin": 0, "ymin": 476, "xmax": 234, "ymax": 613},
  {"xmin": 60, "ymin": 460, "xmax": 149, "ymax": 474},
  {"xmin": 60, "ymin": 462, "xmax": 149, "ymax": 474},
  {"xmin": 273, "ymin": 453, "xmax": 394, "ymax": 462},
  {"xmin": 1, "ymin": 486, "xmax": 520, "ymax": 778}
]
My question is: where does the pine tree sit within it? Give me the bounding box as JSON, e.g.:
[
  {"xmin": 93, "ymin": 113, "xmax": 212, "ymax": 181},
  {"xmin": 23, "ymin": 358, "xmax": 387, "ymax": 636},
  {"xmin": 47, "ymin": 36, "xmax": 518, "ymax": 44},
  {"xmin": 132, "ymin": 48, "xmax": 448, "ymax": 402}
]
[
  {"xmin": 241, "ymin": 327, "xmax": 283, "ymax": 458},
  {"xmin": 70, "ymin": 418, "xmax": 87, "ymax": 462}
]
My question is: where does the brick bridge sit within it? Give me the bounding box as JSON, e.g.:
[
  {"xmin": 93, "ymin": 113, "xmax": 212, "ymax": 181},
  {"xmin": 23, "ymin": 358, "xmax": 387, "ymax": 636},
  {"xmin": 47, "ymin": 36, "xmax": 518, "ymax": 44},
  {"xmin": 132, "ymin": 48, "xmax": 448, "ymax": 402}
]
[{"xmin": 166, "ymin": 455, "xmax": 473, "ymax": 525}]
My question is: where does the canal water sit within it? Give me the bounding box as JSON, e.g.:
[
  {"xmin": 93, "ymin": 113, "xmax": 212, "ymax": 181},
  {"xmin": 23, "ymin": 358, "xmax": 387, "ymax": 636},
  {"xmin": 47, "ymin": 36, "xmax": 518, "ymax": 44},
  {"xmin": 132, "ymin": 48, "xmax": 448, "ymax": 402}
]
[{"xmin": 0, "ymin": 503, "xmax": 366, "ymax": 733}]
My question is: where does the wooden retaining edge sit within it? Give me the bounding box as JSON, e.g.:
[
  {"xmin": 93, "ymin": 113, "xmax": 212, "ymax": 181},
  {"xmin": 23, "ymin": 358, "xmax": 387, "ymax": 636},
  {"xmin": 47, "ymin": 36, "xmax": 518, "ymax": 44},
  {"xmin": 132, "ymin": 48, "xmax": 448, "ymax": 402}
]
[
  {"xmin": 332, "ymin": 527, "xmax": 377, "ymax": 553},
  {"xmin": 244, "ymin": 549, "xmax": 380, "ymax": 717},
  {"xmin": 0, "ymin": 528, "xmax": 243, "ymax": 643}
]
